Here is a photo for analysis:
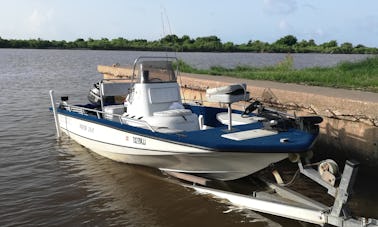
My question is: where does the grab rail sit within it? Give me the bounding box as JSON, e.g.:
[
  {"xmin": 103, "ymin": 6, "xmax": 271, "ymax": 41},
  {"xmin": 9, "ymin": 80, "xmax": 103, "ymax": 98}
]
[{"xmin": 62, "ymin": 103, "xmax": 156, "ymax": 132}]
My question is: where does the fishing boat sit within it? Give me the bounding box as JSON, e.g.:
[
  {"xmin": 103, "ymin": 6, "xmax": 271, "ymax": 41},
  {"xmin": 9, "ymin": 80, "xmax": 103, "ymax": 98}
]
[
  {"xmin": 49, "ymin": 56, "xmax": 322, "ymax": 181},
  {"xmin": 49, "ymin": 56, "xmax": 378, "ymax": 227}
]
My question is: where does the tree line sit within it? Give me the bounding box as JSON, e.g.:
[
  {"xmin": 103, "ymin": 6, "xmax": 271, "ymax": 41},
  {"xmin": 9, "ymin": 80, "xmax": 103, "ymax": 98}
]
[{"xmin": 0, "ymin": 35, "xmax": 377, "ymax": 54}]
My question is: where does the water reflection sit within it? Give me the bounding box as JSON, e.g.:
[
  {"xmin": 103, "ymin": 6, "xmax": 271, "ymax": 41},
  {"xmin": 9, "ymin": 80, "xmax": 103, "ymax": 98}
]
[{"xmin": 55, "ymin": 135, "xmax": 324, "ymax": 227}]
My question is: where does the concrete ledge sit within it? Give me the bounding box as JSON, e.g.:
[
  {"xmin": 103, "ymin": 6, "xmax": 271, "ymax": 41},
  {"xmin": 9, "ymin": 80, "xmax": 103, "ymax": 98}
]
[{"xmin": 179, "ymin": 73, "xmax": 378, "ymax": 124}]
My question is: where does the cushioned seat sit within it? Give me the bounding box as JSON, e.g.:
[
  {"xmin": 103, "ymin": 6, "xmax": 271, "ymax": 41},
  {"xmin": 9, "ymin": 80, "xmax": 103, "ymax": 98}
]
[
  {"xmin": 206, "ymin": 84, "xmax": 246, "ymax": 95},
  {"xmin": 206, "ymin": 84, "xmax": 249, "ymax": 103}
]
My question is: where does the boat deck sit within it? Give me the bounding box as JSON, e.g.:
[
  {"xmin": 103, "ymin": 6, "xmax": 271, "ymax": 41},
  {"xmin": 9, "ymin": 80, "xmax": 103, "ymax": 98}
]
[{"xmin": 57, "ymin": 103, "xmax": 317, "ymax": 153}]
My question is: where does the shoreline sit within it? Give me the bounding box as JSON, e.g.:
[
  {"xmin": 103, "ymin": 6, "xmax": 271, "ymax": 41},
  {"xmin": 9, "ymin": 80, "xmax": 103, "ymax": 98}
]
[{"xmin": 1, "ymin": 34, "xmax": 378, "ymax": 54}]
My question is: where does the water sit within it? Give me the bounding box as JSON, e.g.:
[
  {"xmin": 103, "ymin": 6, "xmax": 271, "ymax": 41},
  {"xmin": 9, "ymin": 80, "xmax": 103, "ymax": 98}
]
[{"xmin": 0, "ymin": 49, "xmax": 376, "ymax": 227}]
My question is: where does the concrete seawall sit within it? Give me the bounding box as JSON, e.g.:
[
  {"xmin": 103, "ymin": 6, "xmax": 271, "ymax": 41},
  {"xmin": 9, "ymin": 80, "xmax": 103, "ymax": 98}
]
[{"xmin": 179, "ymin": 73, "xmax": 378, "ymax": 166}]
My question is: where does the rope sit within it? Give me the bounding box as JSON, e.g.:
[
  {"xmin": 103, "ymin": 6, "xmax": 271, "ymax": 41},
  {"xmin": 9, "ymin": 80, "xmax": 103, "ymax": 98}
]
[
  {"xmin": 278, "ymin": 161, "xmax": 324, "ymax": 187},
  {"xmin": 278, "ymin": 168, "xmax": 300, "ymax": 187}
]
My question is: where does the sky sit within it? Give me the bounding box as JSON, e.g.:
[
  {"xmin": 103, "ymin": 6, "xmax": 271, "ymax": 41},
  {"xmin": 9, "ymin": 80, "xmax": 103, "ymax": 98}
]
[{"xmin": 0, "ymin": 0, "xmax": 378, "ymax": 47}]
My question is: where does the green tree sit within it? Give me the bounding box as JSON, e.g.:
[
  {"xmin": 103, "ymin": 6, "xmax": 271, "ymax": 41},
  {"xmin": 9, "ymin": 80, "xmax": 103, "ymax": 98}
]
[
  {"xmin": 0, "ymin": 37, "xmax": 8, "ymax": 47},
  {"xmin": 246, "ymin": 40, "xmax": 269, "ymax": 52},
  {"xmin": 181, "ymin": 35, "xmax": 192, "ymax": 43},
  {"xmin": 111, "ymin": 37, "xmax": 130, "ymax": 49},
  {"xmin": 1, "ymin": 34, "xmax": 378, "ymax": 54},
  {"xmin": 275, "ymin": 35, "xmax": 298, "ymax": 46},
  {"xmin": 339, "ymin": 42, "xmax": 353, "ymax": 53},
  {"xmin": 160, "ymin": 34, "xmax": 179, "ymax": 43},
  {"xmin": 296, "ymin": 39, "xmax": 316, "ymax": 47},
  {"xmin": 223, "ymin": 42, "xmax": 235, "ymax": 52},
  {"xmin": 193, "ymin": 36, "xmax": 222, "ymax": 51},
  {"xmin": 74, "ymin": 38, "xmax": 87, "ymax": 48},
  {"xmin": 321, "ymin": 40, "xmax": 338, "ymax": 48}
]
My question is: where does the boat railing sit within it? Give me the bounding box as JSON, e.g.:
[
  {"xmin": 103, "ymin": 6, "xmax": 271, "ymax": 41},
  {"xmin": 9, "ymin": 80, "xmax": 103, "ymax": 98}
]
[
  {"xmin": 183, "ymin": 98, "xmax": 248, "ymax": 109},
  {"xmin": 62, "ymin": 103, "xmax": 156, "ymax": 132}
]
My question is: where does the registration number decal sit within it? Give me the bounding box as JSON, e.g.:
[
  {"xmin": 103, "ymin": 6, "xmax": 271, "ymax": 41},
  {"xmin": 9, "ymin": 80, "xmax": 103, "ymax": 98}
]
[
  {"xmin": 133, "ymin": 136, "xmax": 146, "ymax": 145},
  {"xmin": 79, "ymin": 124, "xmax": 94, "ymax": 133}
]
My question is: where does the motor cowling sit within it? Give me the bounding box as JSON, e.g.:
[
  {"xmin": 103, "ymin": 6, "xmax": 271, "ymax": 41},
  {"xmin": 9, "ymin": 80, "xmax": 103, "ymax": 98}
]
[{"xmin": 88, "ymin": 82, "xmax": 101, "ymax": 105}]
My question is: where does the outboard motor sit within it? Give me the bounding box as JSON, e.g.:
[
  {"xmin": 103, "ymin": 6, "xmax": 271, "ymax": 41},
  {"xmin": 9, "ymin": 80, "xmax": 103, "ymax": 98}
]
[{"xmin": 88, "ymin": 82, "xmax": 101, "ymax": 105}]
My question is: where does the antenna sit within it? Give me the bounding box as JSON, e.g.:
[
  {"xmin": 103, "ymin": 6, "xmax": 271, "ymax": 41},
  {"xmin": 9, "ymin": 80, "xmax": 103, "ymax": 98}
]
[
  {"xmin": 163, "ymin": 7, "xmax": 173, "ymax": 36},
  {"xmin": 160, "ymin": 7, "xmax": 166, "ymax": 40},
  {"xmin": 160, "ymin": 6, "xmax": 185, "ymax": 102},
  {"xmin": 160, "ymin": 6, "xmax": 176, "ymax": 53}
]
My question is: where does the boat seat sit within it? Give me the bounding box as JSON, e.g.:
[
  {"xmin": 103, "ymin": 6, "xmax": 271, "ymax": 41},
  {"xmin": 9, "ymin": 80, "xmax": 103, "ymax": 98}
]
[
  {"xmin": 153, "ymin": 109, "xmax": 193, "ymax": 117},
  {"xmin": 206, "ymin": 84, "xmax": 249, "ymax": 103},
  {"xmin": 216, "ymin": 112, "xmax": 265, "ymax": 126}
]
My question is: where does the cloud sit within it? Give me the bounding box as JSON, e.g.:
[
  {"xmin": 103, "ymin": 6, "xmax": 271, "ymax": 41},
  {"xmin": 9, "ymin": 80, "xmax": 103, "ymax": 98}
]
[
  {"xmin": 278, "ymin": 20, "xmax": 289, "ymax": 30},
  {"xmin": 29, "ymin": 10, "xmax": 43, "ymax": 31},
  {"xmin": 301, "ymin": 3, "xmax": 317, "ymax": 10},
  {"xmin": 27, "ymin": 8, "xmax": 55, "ymax": 35},
  {"xmin": 314, "ymin": 28, "xmax": 324, "ymax": 37},
  {"xmin": 263, "ymin": 0, "xmax": 298, "ymax": 14}
]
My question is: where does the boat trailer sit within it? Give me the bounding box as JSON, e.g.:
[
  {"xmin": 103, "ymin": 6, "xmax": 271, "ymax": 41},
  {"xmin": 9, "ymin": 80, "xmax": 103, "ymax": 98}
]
[{"xmin": 165, "ymin": 160, "xmax": 378, "ymax": 227}]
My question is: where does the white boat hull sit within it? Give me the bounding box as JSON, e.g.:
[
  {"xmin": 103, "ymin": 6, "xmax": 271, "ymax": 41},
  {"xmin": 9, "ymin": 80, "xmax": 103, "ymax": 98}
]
[{"xmin": 58, "ymin": 114, "xmax": 287, "ymax": 180}]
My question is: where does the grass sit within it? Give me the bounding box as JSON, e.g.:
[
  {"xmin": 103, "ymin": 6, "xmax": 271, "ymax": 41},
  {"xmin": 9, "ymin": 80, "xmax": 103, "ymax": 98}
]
[{"xmin": 177, "ymin": 55, "xmax": 378, "ymax": 93}]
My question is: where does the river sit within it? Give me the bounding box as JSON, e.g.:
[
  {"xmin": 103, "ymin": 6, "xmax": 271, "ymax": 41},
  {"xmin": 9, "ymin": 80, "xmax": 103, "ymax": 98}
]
[{"xmin": 0, "ymin": 49, "xmax": 376, "ymax": 227}]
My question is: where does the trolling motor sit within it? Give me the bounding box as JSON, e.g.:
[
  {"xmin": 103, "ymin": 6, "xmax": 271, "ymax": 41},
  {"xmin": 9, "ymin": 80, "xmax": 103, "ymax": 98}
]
[
  {"xmin": 88, "ymin": 82, "xmax": 101, "ymax": 105},
  {"xmin": 241, "ymin": 100, "xmax": 262, "ymax": 116}
]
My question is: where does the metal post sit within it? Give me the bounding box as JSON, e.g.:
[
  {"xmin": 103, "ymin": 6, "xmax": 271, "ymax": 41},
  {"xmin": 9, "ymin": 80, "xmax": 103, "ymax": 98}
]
[
  {"xmin": 331, "ymin": 160, "xmax": 359, "ymax": 217},
  {"xmin": 49, "ymin": 90, "xmax": 61, "ymax": 138},
  {"xmin": 228, "ymin": 103, "xmax": 232, "ymax": 131},
  {"xmin": 99, "ymin": 81, "xmax": 104, "ymax": 111}
]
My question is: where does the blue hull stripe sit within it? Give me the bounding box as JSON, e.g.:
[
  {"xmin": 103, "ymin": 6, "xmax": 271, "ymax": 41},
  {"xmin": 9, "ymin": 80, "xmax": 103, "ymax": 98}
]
[
  {"xmin": 56, "ymin": 107, "xmax": 316, "ymax": 153},
  {"xmin": 57, "ymin": 109, "xmax": 215, "ymax": 151}
]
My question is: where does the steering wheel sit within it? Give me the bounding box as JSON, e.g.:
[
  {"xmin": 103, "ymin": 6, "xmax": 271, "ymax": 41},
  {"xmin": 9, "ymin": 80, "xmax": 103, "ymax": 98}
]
[{"xmin": 149, "ymin": 78, "xmax": 163, "ymax": 82}]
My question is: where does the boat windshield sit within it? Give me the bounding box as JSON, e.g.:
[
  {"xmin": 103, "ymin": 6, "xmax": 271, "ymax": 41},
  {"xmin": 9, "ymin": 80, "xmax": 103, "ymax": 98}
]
[{"xmin": 136, "ymin": 60, "xmax": 176, "ymax": 83}]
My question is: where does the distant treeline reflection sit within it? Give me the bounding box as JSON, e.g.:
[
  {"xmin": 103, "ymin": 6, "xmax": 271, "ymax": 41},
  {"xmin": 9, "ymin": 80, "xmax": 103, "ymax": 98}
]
[{"xmin": 0, "ymin": 35, "xmax": 377, "ymax": 54}]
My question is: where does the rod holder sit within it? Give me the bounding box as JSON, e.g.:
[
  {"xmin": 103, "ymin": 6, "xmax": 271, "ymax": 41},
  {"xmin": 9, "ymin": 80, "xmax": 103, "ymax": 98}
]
[{"xmin": 227, "ymin": 103, "xmax": 232, "ymax": 131}]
